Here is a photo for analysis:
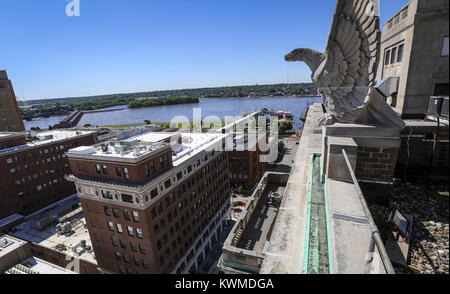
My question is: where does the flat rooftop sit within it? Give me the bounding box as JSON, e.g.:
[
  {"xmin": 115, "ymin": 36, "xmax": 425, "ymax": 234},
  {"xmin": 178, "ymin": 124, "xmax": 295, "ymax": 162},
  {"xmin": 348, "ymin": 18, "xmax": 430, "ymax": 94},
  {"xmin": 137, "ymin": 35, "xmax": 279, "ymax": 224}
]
[
  {"xmin": 5, "ymin": 257, "xmax": 73, "ymax": 274},
  {"xmin": 0, "ymin": 130, "xmax": 94, "ymax": 154},
  {"xmin": 68, "ymin": 132, "xmax": 228, "ymax": 165},
  {"xmin": 27, "ymin": 130, "xmax": 93, "ymax": 147},
  {"xmin": 171, "ymin": 133, "xmax": 228, "ymax": 165},
  {"xmin": 236, "ymin": 184, "xmax": 285, "ymax": 253},
  {"xmin": 9, "ymin": 195, "xmax": 96, "ymax": 265},
  {"xmin": 0, "ymin": 235, "xmax": 27, "ymax": 259},
  {"xmin": 123, "ymin": 132, "xmax": 176, "ymax": 143}
]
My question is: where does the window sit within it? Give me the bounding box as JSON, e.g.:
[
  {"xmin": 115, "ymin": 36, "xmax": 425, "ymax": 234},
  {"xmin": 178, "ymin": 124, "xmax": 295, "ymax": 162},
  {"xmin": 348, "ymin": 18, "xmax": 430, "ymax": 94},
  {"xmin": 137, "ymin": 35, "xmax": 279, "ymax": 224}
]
[
  {"xmin": 116, "ymin": 224, "xmax": 123, "ymax": 234},
  {"xmin": 177, "ymin": 172, "xmax": 182, "ymax": 180},
  {"xmin": 119, "ymin": 265, "xmax": 125, "ymax": 273},
  {"xmin": 112, "ymin": 208, "xmax": 119, "ymax": 218},
  {"xmin": 139, "ymin": 245, "xmax": 147, "ymax": 255},
  {"xmin": 133, "ymin": 211, "xmax": 140, "ymax": 223},
  {"xmin": 123, "ymin": 210, "xmax": 131, "ymax": 220},
  {"xmin": 102, "ymin": 165, "xmax": 108, "ymax": 175},
  {"xmin": 123, "ymin": 168, "xmax": 129, "ymax": 180},
  {"xmin": 143, "ymin": 260, "xmax": 149, "ymax": 270},
  {"xmin": 121, "ymin": 194, "xmax": 133, "ymax": 203},
  {"xmin": 385, "ymin": 50, "xmax": 391, "ymax": 65},
  {"xmin": 102, "ymin": 190, "xmax": 113, "ymax": 200},
  {"xmin": 151, "ymin": 207, "xmax": 157, "ymax": 219},
  {"xmin": 114, "ymin": 251, "xmax": 121, "ymax": 261},
  {"xmin": 165, "ymin": 155, "xmax": 169, "ymax": 167},
  {"xmin": 154, "ymin": 224, "xmax": 160, "ymax": 236},
  {"xmin": 115, "ymin": 167, "xmax": 122, "ymax": 177},
  {"xmin": 145, "ymin": 164, "xmax": 150, "ymax": 177},
  {"xmin": 104, "ymin": 206, "xmax": 111, "ymax": 216},
  {"xmin": 397, "ymin": 44, "xmax": 404, "ymax": 62},
  {"xmin": 95, "ymin": 165, "xmax": 101, "ymax": 174},
  {"xmin": 390, "ymin": 47, "xmax": 397, "ymax": 64},
  {"xmin": 442, "ymin": 36, "xmax": 449, "ymax": 57},
  {"xmin": 165, "ymin": 179, "xmax": 171, "ymax": 189},
  {"xmin": 130, "ymin": 242, "xmax": 138, "ymax": 252},
  {"xmin": 160, "ymin": 157, "xmax": 164, "ymax": 168},
  {"xmin": 150, "ymin": 161, "xmax": 155, "ymax": 173},
  {"xmin": 108, "ymin": 222, "xmax": 114, "ymax": 232},
  {"xmin": 134, "ymin": 257, "xmax": 141, "ymax": 267},
  {"xmin": 127, "ymin": 226, "xmax": 134, "ymax": 237},
  {"xmin": 120, "ymin": 239, "xmax": 127, "ymax": 249},
  {"xmin": 136, "ymin": 228, "xmax": 143, "ymax": 239},
  {"xmin": 123, "ymin": 254, "xmax": 130, "ymax": 263},
  {"xmin": 111, "ymin": 237, "xmax": 118, "ymax": 247},
  {"xmin": 151, "ymin": 188, "xmax": 158, "ymax": 199}
]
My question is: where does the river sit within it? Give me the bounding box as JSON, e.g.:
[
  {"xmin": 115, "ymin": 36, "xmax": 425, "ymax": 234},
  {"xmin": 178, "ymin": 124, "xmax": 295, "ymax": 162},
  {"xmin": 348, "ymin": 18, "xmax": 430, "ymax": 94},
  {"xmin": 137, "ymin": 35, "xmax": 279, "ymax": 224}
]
[{"xmin": 23, "ymin": 97, "xmax": 322, "ymax": 131}]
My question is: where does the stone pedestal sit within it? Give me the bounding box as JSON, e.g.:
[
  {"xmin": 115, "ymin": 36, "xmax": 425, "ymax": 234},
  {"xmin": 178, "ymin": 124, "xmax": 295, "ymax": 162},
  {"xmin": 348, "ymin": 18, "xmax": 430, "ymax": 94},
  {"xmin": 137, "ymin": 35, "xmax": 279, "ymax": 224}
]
[{"xmin": 323, "ymin": 123, "xmax": 403, "ymax": 204}]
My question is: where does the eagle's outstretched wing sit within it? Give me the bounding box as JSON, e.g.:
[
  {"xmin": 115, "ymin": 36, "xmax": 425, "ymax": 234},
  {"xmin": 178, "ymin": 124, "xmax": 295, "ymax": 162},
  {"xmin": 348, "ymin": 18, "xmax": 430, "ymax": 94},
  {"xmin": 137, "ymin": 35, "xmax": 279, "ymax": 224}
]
[{"xmin": 317, "ymin": 0, "xmax": 380, "ymax": 122}]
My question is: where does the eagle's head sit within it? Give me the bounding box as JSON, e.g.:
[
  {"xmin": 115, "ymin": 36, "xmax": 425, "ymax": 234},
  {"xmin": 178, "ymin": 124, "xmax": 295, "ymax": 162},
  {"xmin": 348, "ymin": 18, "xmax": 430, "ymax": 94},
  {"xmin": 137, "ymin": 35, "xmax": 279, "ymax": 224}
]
[{"xmin": 285, "ymin": 48, "xmax": 307, "ymax": 62}]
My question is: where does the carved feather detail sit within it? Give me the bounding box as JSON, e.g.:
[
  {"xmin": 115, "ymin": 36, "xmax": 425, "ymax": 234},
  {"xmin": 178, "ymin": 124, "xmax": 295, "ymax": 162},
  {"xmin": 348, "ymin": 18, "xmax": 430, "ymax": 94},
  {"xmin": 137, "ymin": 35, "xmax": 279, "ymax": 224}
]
[{"xmin": 312, "ymin": 0, "xmax": 380, "ymax": 122}]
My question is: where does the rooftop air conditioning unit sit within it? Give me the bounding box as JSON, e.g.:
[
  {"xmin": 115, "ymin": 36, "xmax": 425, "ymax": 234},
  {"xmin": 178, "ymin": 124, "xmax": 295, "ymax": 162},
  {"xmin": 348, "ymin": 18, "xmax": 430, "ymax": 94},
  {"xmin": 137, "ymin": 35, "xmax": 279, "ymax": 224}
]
[
  {"xmin": 428, "ymin": 96, "xmax": 444, "ymax": 115},
  {"xmin": 441, "ymin": 97, "xmax": 449, "ymax": 118}
]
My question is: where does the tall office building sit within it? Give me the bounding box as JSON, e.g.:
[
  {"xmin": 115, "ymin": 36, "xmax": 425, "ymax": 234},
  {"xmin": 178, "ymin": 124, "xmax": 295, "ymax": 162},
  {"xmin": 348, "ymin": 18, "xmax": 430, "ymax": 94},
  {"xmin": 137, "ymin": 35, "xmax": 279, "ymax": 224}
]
[
  {"xmin": 378, "ymin": 0, "xmax": 449, "ymax": 118},
  {"xmin": 0, "ymin": 70, "xmax": 25, "ymax": 132},
  {"xmin": 0, "ymin": 130, "xmax": 97, "ymax": 219},
  {"xmin": 67, "ymin": 132, "xmax": 231, "ymax": 274}
]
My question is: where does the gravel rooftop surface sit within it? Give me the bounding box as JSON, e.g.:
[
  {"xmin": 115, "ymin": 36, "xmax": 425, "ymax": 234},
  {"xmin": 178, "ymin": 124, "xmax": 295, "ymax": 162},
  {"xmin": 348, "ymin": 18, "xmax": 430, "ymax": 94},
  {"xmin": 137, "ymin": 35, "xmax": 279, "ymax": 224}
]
[{"xmin": 369, "ymin": 183, "xmax": 449, "ymax": 274}]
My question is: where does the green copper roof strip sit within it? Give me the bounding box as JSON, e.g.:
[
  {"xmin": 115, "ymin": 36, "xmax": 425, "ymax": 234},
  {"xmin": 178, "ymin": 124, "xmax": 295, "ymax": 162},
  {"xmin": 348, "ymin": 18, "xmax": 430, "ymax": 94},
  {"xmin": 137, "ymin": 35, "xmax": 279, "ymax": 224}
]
[
  {"xmin": 303, "ymin": 153, "xmax": 332, "ymax": 274},
  {"xmin": 301, "ymin": 154, "xmax": 314, "ymax": 274}
]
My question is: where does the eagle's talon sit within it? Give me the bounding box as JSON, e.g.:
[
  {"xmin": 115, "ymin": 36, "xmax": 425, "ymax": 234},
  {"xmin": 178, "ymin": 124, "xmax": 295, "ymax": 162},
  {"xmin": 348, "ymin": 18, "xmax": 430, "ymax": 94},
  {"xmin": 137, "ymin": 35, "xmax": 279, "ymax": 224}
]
[{"xmin": 318, "ymin": 114, "xmax": 337, "ymax": 126}]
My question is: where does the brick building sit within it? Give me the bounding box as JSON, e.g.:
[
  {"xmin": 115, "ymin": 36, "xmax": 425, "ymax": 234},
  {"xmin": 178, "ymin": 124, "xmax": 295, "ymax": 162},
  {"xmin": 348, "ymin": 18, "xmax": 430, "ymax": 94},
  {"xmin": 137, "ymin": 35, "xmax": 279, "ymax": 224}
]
[
  {"xmin": 0, "ymin": 130, "xmax": 97, "ymax": 219},
  {"xmin": 67, "ymin": 132, "xmax": 231, "ymax": 274},
  {"xmin": 228, "ymin": 131, "xmax": 269, "ymax": 190},
  {"xmin": 0, "ymin": 70, "xmax": 25, "ymax": 132}
]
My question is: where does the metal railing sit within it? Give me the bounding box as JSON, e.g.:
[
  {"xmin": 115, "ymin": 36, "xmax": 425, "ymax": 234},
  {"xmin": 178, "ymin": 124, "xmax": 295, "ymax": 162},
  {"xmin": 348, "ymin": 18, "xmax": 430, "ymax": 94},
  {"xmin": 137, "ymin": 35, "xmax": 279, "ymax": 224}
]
[{"xmin": 342, "ymin": 149, "xmax": 396, "ymax": 274}]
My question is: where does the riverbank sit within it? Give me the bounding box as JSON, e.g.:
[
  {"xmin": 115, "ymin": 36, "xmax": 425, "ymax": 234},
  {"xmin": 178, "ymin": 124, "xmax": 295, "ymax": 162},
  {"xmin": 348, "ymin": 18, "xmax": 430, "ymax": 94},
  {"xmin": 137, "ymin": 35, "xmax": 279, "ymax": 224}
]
[
  {"xmin": 24, "ymin": 96, "xmax": 322, "ymax": 131},
  {"xmin": 200, "ymin": 95, "xmax": 320, "ymax": 99},
  {"xmin": 128, "ymin": 97, "xmax": 199, "ymax": 109}
]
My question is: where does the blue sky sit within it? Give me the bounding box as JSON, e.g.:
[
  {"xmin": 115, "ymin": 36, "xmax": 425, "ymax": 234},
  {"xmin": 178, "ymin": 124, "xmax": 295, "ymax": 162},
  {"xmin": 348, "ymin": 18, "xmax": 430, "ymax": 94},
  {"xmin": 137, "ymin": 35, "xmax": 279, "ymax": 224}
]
[{"xmin": 0, "ymin": 0, "xmax": 409, "ymax": 100}]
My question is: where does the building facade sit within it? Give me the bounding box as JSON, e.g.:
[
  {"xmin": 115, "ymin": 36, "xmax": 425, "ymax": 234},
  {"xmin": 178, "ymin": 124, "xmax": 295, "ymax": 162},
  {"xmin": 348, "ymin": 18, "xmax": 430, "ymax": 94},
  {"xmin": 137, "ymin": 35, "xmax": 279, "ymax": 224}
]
[
  {"xmin": 228, "ymin": 132, "xmax": 268, "ymax": 190},
  {"xmin": 0, "ymin": 130, "xmax": 97, "ymax": 219},
  {"xmin": 0, "ymin": 70, "xmax": 25, "ymax": 132},
  {"xmin": 378, "ymin": 0, "xmax": 449, "ymax": 118},
  {"xmin": 67, "ymin": 132, "xmax": 231, "ymax": 274}
]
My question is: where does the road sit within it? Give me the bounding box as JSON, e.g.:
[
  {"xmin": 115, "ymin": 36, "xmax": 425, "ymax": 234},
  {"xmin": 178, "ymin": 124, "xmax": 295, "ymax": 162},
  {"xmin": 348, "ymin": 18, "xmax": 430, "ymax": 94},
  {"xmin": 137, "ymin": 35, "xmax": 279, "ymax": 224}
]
[{"xmin": 272, "ymin": 139, "xmax": 299, "ymax": 173}]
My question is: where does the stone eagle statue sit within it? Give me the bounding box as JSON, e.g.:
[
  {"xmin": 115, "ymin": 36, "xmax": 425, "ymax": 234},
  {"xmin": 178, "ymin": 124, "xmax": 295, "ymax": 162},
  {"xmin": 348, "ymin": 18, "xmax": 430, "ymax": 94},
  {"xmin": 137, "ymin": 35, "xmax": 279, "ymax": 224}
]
[{"xmin": 286, "ymin": 0, "xmax": 405, "ymax": 129}]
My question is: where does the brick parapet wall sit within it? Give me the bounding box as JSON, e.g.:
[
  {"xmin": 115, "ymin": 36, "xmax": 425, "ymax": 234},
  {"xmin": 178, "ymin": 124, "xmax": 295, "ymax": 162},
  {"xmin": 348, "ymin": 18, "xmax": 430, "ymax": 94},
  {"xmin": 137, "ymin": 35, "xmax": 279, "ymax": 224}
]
[{"xmin": 355, "ymin": 147, "xmax": 400, "ymax": 183}]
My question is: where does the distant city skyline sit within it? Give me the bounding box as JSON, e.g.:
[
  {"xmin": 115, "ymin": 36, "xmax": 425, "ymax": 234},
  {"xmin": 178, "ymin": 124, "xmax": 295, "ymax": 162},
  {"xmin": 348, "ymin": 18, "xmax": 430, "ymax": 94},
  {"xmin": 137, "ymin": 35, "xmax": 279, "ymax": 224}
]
[{"xmin": 1, "ymin": 0, "xmax": 409, "ymax": 101}]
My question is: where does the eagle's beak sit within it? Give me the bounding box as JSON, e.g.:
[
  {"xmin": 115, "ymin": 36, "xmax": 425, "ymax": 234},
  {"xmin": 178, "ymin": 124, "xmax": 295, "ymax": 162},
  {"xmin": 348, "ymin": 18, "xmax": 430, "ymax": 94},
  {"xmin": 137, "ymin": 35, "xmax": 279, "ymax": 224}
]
[{"xmin": 285, "ymin": 53, "xmax": 294, "ymax": 62}]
